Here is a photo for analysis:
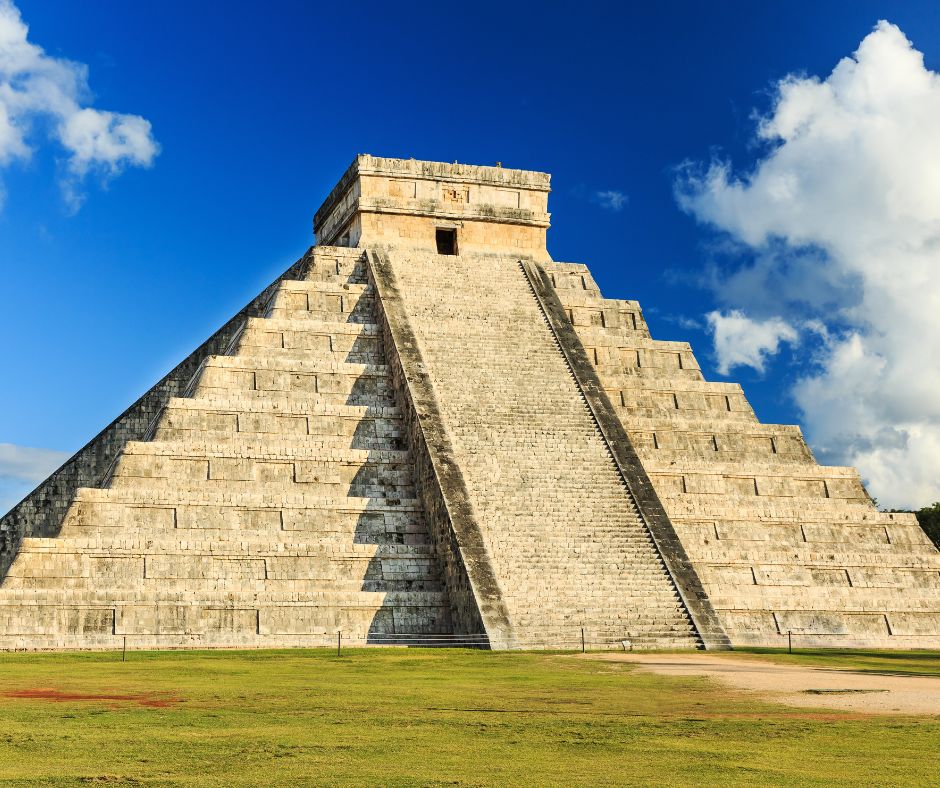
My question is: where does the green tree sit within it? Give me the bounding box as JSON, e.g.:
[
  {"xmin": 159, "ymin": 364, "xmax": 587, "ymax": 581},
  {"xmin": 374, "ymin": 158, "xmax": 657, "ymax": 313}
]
[{"xmin": 914, "ymin": 502, "xmax": 940, "ymax": 549}]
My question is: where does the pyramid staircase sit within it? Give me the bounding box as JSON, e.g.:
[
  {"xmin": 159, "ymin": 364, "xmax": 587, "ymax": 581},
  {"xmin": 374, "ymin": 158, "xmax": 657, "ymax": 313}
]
[{"xmin": 378, "ymin": 250, "xmax": 704, "ymax": 650}]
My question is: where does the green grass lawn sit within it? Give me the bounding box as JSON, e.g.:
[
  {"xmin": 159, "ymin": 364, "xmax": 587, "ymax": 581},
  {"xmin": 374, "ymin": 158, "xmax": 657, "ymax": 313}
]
[{"xmin": 0, "ymin": 648, "xmax": 937, "ymax": 786}]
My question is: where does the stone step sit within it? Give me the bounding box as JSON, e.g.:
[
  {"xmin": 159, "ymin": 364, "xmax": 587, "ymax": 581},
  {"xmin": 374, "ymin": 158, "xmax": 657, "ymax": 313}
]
[
  {"xmin": 162, "ymin": 396, "xmax": 398, "ymax": 420},
  {"xmin": 108, "ymin": 478, "xmax": 416, "ymax": 500},
  {"xmin": 58, "ymin": 524, "xmax": 429, "ymax": 547},
  {"xmin": 155, "ymin": 410, "xmax": 404, "ymax": 444},
  {"xmin": 5, "ymin": 549, "xmax": 441, "ymax": 577},
  {"xmin": 483, "ymin": 530, "xmax": 661, "ymax": 541},
  {"xmin": 303, "ymin": 247, "xmax": 366, "ymax": 277},
  {"xmin": 243, "ymin": 315, "xmax": 380, "ymax": 337},
  {"xmin": 708, "ymin": 586, "xmax": 940, "ymax": 609},
  {"xmin": 65, "ymin": 506, "xmax": 421, "ymax": 539},
  {"xmin": 64, "ymin": 489, "xmax": 426, "ymax": 539},
  {"xmin": 671, "ymin": 511, "xmax": 920, "ymax": 529},
  {"xmin": 237, "ymin": 330, "xmax": 383, "ymax": 365},
  {"xmin": 276, "ymin": 280, "xmax": 373, "ymax": 296},
  {"xmin": 511, "ymin": 618, "xmax": 696, "ymax": 631},
  {"xmin": 624, "ymin": 417, "xmax": 807, "ymax": 439},
  {"xmin": 510, "ymin": 627, "xmax": 698, "ymax": 646},
  {"xmin": 665, "ymin": 495, "xmax": 878, "ymax": 519},
  {"xmin": 196, "ymin": 356, "xmax": 391, "ymax": 399},
  {"xmin": 596, "ymin": 365, "xmax": 705, "ymax": 382},
  {"xmin": 267, "ymin": 309, "xmax": 376, "ymax": 325},
  {"xmin": 0, "ymin": 593, "xmax": 452, "ymax": 643},
  {"xmin": 650, "ymin": 472, "xmax": 868, "ymax": 502},
  {"xmin": 0, "ymin": 588, "xmax": 448, "ymax": 606},
  {"xmin": 690, "ymin": 547, "xmax": 940, "ymax": 566},
  {"xmin": 72, "ymin": 486, "xmax": 423, "ymax": 510},
  {"xmin": 185, "ymin": 388, "xmax": 394, "ymax": 409},
  {"xmin": 268, "ymin": 283, "xmax": 374, "ymax": 320},
  {"xmin": 238, "ymin": 318, "xmax": 383, "ymax": 360},
  {"xmin": 154, "ymin": 428, "xmax": 402, "ymax": 452},
  {"xmin": 200, "ymin": 354, "xmax": 389, "ymax": 375},
  {"xmin": 2, "ymin": 576, "xmax": 445, "ymax": 593},
  {"xmin": 512, "ymin": 617, "xmax": 695, "ymax": 631},
  {"xmin": 645, "ymin": 457, "xmax": 864, "ymax": 479},
  {"xmin": 501, "ymin": 571, "xmax": 682, "ymax": 587},
  {"xmin": 602, "ymin": 376, "xmax": 744, "ymax": 394},
  {"xmin": 0, "ymin": 631, "xmax": 454, "ymax": 651},
  {"xmin": 203, "ymin": 354, "xmax": 389, "ymax": 376},
  {"xmin": 110, "ymin": 445, "xmax": 415, "ymax": 494},
  {"xmin": 5, "ymin": 548, "xmax": 442, "ymax": 591},
  {"xmin": 510, "ymin": 612, "xmax": 694, "ymax": 625},
  {"xmin": 697, "ymin": 563, "xmax": 940, "ymax": 589},
  {"xmin": 616, "ymin": 404, "xmax": 759, "ymax": 424},
  {"xmin": 17, "ymin": 536, "xmax": 433, "ymax": 556},
  {"xmin": 120, "ymin": 439, "xmax": 411, "ymax": 463},
  {"xmin": 638, "ymin": 448, "xmax": 816, "ymax": 467}
]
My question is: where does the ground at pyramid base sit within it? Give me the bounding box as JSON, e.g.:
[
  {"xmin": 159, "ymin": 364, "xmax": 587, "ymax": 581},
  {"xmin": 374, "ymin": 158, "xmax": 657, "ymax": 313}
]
[{"xmin": 1, "ymin": 155, "xmax": 938, "ymax": 651}]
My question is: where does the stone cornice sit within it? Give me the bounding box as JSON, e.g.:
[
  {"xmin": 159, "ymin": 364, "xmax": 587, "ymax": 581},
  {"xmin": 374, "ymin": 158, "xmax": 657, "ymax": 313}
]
[{"xmin": 313, "ymin": 154, "xmax": 551, "ymax": 237}]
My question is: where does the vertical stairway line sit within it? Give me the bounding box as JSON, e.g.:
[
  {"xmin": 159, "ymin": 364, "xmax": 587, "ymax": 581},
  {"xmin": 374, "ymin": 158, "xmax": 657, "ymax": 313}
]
[
  {"xmin": 365, "ymin": 249, "xmax": 512, "ymax": 649},
  {"xmin": 519, "ymin": 259, "xmax": 731, "ymax": 651}
]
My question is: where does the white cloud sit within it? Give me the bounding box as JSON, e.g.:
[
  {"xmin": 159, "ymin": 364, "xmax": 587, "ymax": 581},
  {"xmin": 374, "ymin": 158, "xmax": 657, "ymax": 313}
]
[
  {"xmin": 0, "ymin": 0, "xmax": 158, "ymax": 208},
  {"xmin": 706, "ymin": 310, "xmax": 798, "ymax": 375},
  {"xmin": 677, "ymin": 20, "xmax": 940, "ymax": 508},
  {"xmin": 0, "ymin": 442, "xmax": 69, "ymax": 515},
  {"xmin": 593, "ymin": 189, "xmax": 628, "ymax": 211},
  {"xmin": 0, "ymin": 442, "xmax": 69, "ymax": 482}
]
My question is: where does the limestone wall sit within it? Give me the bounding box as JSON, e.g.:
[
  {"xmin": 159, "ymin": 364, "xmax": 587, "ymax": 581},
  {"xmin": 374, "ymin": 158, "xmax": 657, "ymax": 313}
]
[{"xmin": 543, "ymin": 260, "xmax": 940, "ymax": 648}]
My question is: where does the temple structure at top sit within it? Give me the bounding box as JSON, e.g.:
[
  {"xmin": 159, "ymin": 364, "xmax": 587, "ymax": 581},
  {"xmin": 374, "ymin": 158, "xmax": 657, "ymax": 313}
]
[{"xmin": 313, "ymin": 154, "xmax": 551, "ymax": 258}]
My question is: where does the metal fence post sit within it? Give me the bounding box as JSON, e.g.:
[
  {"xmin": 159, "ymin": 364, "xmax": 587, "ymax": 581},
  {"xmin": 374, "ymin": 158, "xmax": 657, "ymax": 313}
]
[
  {"xmin": 581, "ymin": 627, "xmax": 585, "ymax": 653},
  {"xmin": 337, "ymin": 630, "xmax": 342, "ymax": 657},
  {"xmin": 788, "ymin": 630, "xmax": 792, "ymax": 654}
]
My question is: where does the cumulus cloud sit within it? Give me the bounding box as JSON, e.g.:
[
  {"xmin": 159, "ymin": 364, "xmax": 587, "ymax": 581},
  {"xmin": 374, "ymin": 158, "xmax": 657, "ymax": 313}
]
[
  {"xmin": 677, "ymin": 20, "xmax": 940, "ymax": 508},
  {"xmin": 0, "ymin": 0, "xmax": 158, "ymax": 208},
  {"xmin": 593, "ymin": 189, "xmax": 628, "ymax": 212},
  {"xmin": 706, "ymin": 310, "xmax": 798, "ymax": 375}
]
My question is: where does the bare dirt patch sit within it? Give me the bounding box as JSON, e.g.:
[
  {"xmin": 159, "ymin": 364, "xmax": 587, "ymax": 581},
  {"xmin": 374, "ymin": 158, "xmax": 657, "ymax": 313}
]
[
  {"xmin": 584, "ymin": 653, "xmax": 940, "ymax": 716},
  {"xmin": 3, "ymin": 688, "xmax": 179, "ymax": 707}
]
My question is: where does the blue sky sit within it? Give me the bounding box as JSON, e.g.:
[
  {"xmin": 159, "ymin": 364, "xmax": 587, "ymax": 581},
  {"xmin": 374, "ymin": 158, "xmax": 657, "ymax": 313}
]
[{"xmin": 3, "ymin": 0, "xmax": 940, "ymax": 511}]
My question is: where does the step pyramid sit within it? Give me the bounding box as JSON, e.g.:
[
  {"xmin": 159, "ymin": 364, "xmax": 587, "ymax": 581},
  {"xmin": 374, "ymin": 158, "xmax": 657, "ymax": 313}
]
[{"xmin": 2, "ymin": 154, "xmax": 938, "ymax": 651}]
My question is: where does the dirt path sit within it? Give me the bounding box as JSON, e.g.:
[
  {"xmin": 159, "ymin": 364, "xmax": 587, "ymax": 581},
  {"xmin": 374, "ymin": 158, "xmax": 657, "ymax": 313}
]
[{"xmin": 584, "ymin": 653, "xmax": 940, "ymax": 715}]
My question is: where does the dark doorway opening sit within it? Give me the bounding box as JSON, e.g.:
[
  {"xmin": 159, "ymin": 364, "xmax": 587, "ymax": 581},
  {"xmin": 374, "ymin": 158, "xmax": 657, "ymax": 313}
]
[{"xmin": 436, "ymin": 228, "xmax": 458, "ymax": 255}]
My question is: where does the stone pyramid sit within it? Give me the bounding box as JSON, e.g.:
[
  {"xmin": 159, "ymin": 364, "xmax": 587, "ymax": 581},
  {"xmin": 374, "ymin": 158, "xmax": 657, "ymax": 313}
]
[{"xmin": 1, "ymin": 155, "xmax": 938, "ymax": 650}]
